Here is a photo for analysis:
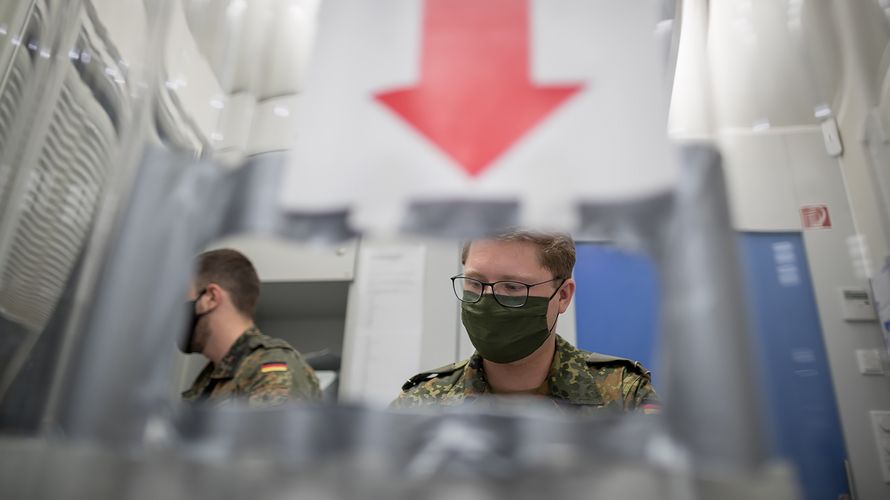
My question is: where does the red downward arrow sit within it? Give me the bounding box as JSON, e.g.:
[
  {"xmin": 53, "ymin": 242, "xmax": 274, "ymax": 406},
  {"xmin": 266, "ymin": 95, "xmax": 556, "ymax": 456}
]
[{"xmin": 375, "ymin": 0, "xmax": 583, "ymax": 177}]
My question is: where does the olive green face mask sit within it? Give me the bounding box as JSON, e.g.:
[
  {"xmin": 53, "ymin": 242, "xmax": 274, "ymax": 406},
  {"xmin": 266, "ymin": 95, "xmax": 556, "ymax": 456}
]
[{"xmin": 461, "ymin": 288, "xmax": 561, "ymax": 364}]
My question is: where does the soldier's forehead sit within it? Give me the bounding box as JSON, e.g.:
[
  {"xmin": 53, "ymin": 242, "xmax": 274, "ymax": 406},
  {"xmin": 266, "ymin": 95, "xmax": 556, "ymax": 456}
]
[{"xmin": 463, "ymin": 243, "xmax": 548, "ymax": 280}]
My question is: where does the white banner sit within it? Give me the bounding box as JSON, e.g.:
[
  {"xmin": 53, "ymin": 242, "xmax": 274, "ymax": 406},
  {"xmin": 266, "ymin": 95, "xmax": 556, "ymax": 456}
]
[{"xmin": 281, "ymin": 0, "xmax": 678, "ymax": 234}]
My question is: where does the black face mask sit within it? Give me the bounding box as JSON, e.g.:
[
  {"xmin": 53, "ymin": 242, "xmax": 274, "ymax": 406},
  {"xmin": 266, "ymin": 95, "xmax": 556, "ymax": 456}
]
[{"xmin": 179, "ymin": 289, "xmax": 207, "ymax": 354}]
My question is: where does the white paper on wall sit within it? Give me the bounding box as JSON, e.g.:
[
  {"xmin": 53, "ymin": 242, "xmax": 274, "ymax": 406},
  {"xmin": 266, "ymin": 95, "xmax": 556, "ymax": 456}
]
[{"xmin": 346, "ymin": 244, "xmax": 426, "ymax": 405}]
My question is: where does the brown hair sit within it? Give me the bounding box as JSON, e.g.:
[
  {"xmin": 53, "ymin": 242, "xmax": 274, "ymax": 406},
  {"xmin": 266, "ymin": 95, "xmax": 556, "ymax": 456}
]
[
  {"xmin": 461, "ymin": 230, "xmax": 576, "ymax": 279},
  {"xmin": 195, "ymin": 249, "xmax": 260, "ymax": 317}
]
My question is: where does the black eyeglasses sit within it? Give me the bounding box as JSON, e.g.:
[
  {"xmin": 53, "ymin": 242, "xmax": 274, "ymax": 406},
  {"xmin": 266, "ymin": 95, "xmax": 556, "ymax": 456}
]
[{"xmin": 451, "ymin": 276, "xmax": 565, "ymax": 308}]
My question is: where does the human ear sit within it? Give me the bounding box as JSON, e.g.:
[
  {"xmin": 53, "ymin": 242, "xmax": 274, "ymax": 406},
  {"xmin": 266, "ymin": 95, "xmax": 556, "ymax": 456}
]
[
  {"xmin": 558, "ymin": 279, "xmax": 576, "ymax": 313},
  {"xmin": 204, "ymin": 283, "xmax": 223, "ymax": 309}
]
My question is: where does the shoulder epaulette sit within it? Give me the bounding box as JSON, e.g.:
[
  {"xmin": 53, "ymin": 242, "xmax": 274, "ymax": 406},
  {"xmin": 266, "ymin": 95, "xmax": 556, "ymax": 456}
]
[
  {"xmin": 585, "ymin": 352, "xmax": 650, "ymax": 378},
  {"xmin": 248, "ymin": 334, "xmax": 294, "ymax": 352},
  {"xmin": 401, "ymin": 360, "xmax": 468, "ymax": 391}
]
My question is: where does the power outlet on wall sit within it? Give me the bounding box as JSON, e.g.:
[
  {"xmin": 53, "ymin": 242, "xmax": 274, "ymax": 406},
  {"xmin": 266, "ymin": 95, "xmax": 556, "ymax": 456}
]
[{"xmin": 857, "ymin": 349, "xmax": 887, "ymax": 375}]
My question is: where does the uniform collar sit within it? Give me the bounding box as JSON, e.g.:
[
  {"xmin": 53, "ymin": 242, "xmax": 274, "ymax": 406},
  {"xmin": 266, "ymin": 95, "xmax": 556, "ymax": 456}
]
[
  {"xmin": 462, "ymin": 335, "xmax": 604, "ymax": 405},
  {"xmin": 209, "ymin": 325, "xmax": 262, "ymax": 379},
  {"xmin": 462, "ymin": 352, "xmax": 490, "ymax": 397}
]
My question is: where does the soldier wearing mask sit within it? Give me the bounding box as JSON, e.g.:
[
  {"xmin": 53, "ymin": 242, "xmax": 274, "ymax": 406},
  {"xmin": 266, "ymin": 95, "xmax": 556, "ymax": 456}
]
[
  {"xmin": 392, "ymin": 230, "xmax": 660, "ymax": 414},
  {"xmin": 181, "ymin": 249, "xmax": 321, "ymax": 406}
]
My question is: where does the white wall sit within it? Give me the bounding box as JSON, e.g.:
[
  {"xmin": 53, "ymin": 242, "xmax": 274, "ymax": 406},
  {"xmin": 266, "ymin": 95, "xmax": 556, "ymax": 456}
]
[
  {"xmin": 830, "ymin": 1, "xmax": 890, "ymax": 270},
  {"xmin": 826, "ymin": 4, "xmax": 890, "ymax": 494}
]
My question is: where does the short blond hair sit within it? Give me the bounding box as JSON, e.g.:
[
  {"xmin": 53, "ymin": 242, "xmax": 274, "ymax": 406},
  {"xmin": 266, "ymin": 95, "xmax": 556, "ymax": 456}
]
[{"xmin": 461, "ymin": 230, "xmax": 576, "ymax": 279}]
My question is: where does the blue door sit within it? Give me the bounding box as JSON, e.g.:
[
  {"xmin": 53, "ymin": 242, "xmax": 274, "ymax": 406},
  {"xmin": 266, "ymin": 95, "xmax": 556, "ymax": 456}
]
[{"xmin": 573, "ymin": 235, "xmax": 849, "ymax": 500}]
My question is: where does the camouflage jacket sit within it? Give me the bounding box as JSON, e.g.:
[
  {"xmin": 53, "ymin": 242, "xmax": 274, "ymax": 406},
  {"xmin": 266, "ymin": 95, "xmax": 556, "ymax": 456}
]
[
  {"xmin": 392, "ymin": 335, "xmax": 659, "ymax": 414},
  {"xmin": 182, "ymin": 326, "xmax": 322, "ymax": 407}
]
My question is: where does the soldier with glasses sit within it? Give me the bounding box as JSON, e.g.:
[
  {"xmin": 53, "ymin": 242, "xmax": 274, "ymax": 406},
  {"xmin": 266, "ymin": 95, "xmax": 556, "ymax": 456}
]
[{"xmin": 392, "ymin": 230, "xmax": 660, "ymax": 414}]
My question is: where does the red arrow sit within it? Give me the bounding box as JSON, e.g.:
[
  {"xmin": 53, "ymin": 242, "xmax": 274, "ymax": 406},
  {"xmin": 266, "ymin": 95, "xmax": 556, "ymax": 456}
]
[{"xmin": 374, "ymin": 0, "xmax": 583, "ymax": 177}]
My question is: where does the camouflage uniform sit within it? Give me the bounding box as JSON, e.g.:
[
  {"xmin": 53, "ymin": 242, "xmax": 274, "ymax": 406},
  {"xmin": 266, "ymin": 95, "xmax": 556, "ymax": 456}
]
[
  {"xmin": 392, "ymin": 335, "xmax": 659, "ymax": 414},
  {"xmin": 182, "ymin": 326, "xmax": 322, "ymax": 407}
]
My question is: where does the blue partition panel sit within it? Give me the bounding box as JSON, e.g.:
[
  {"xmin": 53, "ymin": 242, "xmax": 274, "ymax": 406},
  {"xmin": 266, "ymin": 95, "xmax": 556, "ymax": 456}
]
[
  {"xmin": 738, "ymin": 232, "xmax": 848, "ymax": 500},
  {"xmin": 573, "ymin": 235, "xmax": 848, "ymax": 500},
  {"xmin": 573, "ymin": 243, "xmax": 660, "ymax": 380}
]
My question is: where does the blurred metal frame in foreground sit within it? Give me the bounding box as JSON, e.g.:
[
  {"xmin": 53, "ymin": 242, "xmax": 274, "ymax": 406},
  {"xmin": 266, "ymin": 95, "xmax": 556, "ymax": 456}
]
[
  {"xmin": 0, "ymin": 403, "xmax": 796, "ymax": 500},
  {"xmin": 22, "ymin": 142, "xmax": 787, "ymax": 499}
]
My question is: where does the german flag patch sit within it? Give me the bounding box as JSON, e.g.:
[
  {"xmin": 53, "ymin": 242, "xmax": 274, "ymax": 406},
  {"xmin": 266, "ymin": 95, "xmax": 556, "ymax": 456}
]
[
  {"xmin": 260, "ymin": 362, "xmax": 288, "ymax": 373},
  {"xmin": 641, "ymin": 403, "xmax": 662, "ymax": 415}
]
